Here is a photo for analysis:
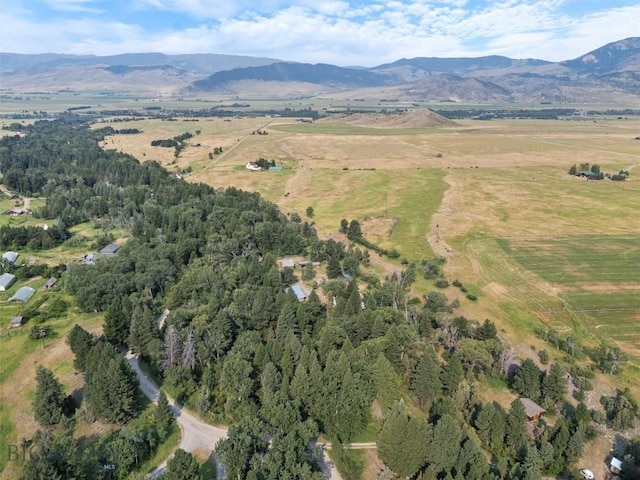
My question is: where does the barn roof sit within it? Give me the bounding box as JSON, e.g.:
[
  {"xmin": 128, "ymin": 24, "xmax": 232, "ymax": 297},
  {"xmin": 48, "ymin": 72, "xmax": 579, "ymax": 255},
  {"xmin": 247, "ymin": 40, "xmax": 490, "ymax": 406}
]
[
  {"xmin": 11, "ymin": 286, "xmax": 35, "ymax": 302},
  {"xmin": 0, "ymin": 273, "xmax": 16, "ymax": 288},
  {"xmin": 10, "ymin": 316, "xmax": 24, "ymax": 326},
  {"xmin": 520, "ymin": 398, "xmax": 545, "ymax": 419},
  {"xmin": 2, "ymin": 251, "xmax": 18, "ymax": 264}
]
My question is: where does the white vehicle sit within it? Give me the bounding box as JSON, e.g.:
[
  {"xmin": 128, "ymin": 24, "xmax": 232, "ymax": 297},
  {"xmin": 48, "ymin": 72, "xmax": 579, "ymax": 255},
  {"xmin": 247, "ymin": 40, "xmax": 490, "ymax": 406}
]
[{"xmin": 579, "ymin": 469, "xmax": 595, "ymax": 480}]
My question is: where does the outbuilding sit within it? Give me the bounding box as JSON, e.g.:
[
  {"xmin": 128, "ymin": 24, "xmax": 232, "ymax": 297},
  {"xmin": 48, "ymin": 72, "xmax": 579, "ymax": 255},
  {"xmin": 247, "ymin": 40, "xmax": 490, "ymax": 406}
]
[
  {"xmin": 43, "ymin": 277, "xmax": 58, "ymax": 290},
  {"xmin": 11, "ymin": 286, "xmax": 35, "ymax": 302},
  {"xmin": 2, "ymin": 251, "xmax": 18, "ymax": 265},
  {"xmin": 10, "ymin": 316, "xmax": 24, "ymax": 327},
  {"xmin": 287, "ymin": 283, "xmax": 309, "ymax": 302},
  {"xmin": 0, "ymin": 273, "xmax": 16, "ymax": 291},
  {"xmin": 280, "ymin": 258, "xmax": 295, "ymax": 269},
  {"xmin": 99, "ymin": 243, "xmax": 121, "ymax": 255},
  {"xmin": 520, "ymin": 398, "xmax": 546, "ymax": 421}
]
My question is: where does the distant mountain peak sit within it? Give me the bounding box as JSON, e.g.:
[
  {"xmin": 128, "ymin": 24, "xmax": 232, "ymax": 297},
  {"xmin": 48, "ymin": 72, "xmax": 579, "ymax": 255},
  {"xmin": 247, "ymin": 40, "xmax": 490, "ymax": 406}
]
[{"xmin": 561, "ymin": 37, "xmax": 640, "ymax": 74}]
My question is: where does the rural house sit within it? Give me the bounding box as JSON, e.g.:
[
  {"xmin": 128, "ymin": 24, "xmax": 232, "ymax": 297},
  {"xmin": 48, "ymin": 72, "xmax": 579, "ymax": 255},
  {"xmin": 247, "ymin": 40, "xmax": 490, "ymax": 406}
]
[
  {"xmin": 0, "ymin": 273, "xmax": 16, "ymax": 291},
  {"xmin": 520, "ymin": 398, "xmax": 546, "ymax": 421}
]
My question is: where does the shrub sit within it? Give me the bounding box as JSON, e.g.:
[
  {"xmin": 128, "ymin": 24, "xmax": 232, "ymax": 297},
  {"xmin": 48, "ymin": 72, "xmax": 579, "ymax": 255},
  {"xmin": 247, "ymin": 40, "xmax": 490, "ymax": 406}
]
[
  {"xmin": 466, "ymin": 294, "xmax": 477, "ymax": 301},
  {"xmin": 435, "ymin": 279, "xmax": 450, "ymax": 288}
]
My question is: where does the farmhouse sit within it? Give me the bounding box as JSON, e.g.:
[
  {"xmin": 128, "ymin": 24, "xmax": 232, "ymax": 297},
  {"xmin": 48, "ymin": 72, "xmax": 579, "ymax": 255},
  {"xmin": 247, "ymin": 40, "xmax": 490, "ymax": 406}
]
[
  {"xmin": 2, "ymin": 251, "xmax": 18, "ymax": 265},
  {"xmin": 0, "ymin": 273, "xmax": 16, "ymax": 291},
  {"xmin": 520, "ymin": 398, "xmax": 545, "ymax": 421},
  {"xmin": 10, "ymin": 316, "xmax": 24, "ymax": 327},
  {"xmin": 42, "ymin": 277, "xmax": 58, "ymax": 290}
]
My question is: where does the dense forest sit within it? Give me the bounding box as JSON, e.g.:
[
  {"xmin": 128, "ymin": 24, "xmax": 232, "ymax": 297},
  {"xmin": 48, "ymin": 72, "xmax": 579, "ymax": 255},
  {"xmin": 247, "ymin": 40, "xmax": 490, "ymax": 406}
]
[{"xmin": 1, "ymin": 115, "xmax": 638, "ymax": 480}]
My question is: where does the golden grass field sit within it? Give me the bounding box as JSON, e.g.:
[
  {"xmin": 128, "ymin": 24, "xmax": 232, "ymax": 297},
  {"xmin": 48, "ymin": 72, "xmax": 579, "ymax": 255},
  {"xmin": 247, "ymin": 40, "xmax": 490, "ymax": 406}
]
[{"xmin": 98, "ymin": 113, "xmax": 640, "ymax": 372}]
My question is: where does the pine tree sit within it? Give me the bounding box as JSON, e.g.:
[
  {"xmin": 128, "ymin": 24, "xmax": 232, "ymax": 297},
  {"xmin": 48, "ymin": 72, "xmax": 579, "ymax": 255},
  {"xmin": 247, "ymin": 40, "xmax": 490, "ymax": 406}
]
[
  {"xmin": 103, "ymin": 297, "xmax": 131, "ymax": 344},
  {"xmin": 327, "ymin": 256, "xmax": 341, "ymax": 279},
  {"xmin": 377, "ymin": 402, "xmax": 431, "ymax": 478},
  {"xmin": 512, "ymin": 359, "xmax": 543, "ymax": 402},
  {"xmin": 66, "ymin": 324, "xmax": 95, "ymax": 372},
  {"xmin": 427, "ymin": 414, "xmax": 462, "ymax": 474},
  {"xmin": 347, "ymin": 219, "xmax": 362, "ymax": 241},
  {"xmin": 164, "ymin": 449, "xmax": 202, "ymax": 480},
  {"xmin": 440, "ymin": 355, "xmax": 463, "ymax": 395},
  {"xmin": 541, "ymin": 362, "xmax": 567, "ymax": 407},
  {"xmin": 33, "ymin": 366, "xmax": 66, "ymax": 425},
  {"xmin": 505, "ymin": 398, "xmax": 528, "ymax": 457},
  {"xmin": 411, "ymin": 346, "xmax": 442, "ymax": 407},
  {"xmin": 373, "ymin": 353, "xmax": 399, "ymax": 410},
  {"xmin": 155, "ymin": 391, "xmax": 174, "ymax": 436}
]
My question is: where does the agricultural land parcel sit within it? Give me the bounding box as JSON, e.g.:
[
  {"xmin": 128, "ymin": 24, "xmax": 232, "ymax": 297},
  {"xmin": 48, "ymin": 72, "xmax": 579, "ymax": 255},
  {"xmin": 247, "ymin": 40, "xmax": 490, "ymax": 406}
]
[{"xmin": 96, "ymin": 112, "xmax": 640, "ymax": 380}]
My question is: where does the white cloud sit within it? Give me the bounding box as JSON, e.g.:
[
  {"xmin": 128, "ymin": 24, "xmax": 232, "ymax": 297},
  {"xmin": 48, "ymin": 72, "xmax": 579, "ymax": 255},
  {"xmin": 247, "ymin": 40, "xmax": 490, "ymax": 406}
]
[{"xmin": 0, "ymin": 0, "xmax": 637, "ymax": 65}]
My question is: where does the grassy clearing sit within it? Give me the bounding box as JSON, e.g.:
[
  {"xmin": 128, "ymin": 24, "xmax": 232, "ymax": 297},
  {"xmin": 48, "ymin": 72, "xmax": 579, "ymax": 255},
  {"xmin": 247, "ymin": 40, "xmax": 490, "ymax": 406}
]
[{"xmin": 0, "ymin": 300, "xmax": 103, "ymax": 479}]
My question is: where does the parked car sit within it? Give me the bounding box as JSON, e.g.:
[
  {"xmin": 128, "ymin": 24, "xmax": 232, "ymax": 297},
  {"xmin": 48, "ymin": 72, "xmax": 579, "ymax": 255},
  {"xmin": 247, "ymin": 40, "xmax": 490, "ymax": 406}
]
[{"xmin": 579, "ymin": 469, "xmax": 595, "ymax": 480}]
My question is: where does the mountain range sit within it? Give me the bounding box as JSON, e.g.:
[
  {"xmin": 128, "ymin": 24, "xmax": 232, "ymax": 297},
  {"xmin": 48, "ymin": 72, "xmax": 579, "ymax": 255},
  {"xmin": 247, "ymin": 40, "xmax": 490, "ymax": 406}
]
[{"xmin": 1, "ymin": 38, "xmax": 638, "ymax": 104}]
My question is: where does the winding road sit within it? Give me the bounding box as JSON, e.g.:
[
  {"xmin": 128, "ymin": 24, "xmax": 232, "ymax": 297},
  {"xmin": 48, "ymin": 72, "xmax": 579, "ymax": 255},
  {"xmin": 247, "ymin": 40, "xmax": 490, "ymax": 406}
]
[
  {"xmin": 125, "ymin": 352, "xmax": 227, "ymax": 479},
  {"xmin": 126, "ymin": 352, "xmax": 369, "ymax": 480}
]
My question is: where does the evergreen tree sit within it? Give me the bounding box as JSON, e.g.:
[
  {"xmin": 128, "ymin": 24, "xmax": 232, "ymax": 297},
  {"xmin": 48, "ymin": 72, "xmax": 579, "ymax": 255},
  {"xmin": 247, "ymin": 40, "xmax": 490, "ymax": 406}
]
[
  {"xmin": 512, "ymin": 359, "xmax": 543, "ymax": 402},
  {"xmin": 347, "ymin": 219, "xmax": 362, "ymax": 240},
  {"xmin": 128, "ymin": 305, "xmax": 160, "ymax": 359},
  {"xmin": 103, "ymin": 296, "xmax": 131, "ymax": 344},
  {"xmin": 427, "ymin": 414, "xmax": 462, "ymax": 475},
  {"xmin": 505, "ymin": 398, "xmax": 528, "ymax": 457},
  {"xmin": 411, "ymin": 346, "xmax": 442, "ymax": 407},
  {"xmin": 164, "ymin": 449, "xmax": 202, "ymax": 480},
  {"xmin": 33, "ymin": 366, "xmax": 66, "ymax": 425},
  {"xmin": 441, "ymin": 355, "xmax": 463, "ymax": 395},
  {"xmin": 156, "ymin": 391, "xmax": 174, "ymax": 437},
  {"xmin": 541, "ymin": 363, "xmax": 567, "ymax": 407},
  {"xmin": 327, "ymin": 256, "xmax": 342, "ymax": 279},
  {"xmin": 377, "ymin": 402, "xmax": 431, "ymax": 478},
  {"xmin": 373, "ymin": 353, "xmax": 399, "ymax": 410},
  {"xmin": 66, "ymin": 324, "xmax": 95, "ymax": 372},
  {"xmin": 340, "ymin": 218, "xmax": 349, "ymax": 234}
]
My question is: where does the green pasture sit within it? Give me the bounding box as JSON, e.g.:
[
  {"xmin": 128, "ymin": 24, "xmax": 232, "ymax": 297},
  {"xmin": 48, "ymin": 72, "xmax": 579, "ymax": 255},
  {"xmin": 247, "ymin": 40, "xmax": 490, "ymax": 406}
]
[
  {"xmin": 497, "ymin": 235, "xmax": 640, "ymax": 285},
  {"xmin": 281, "ymin": 167, "xmax": 446, "ymax": 259}
]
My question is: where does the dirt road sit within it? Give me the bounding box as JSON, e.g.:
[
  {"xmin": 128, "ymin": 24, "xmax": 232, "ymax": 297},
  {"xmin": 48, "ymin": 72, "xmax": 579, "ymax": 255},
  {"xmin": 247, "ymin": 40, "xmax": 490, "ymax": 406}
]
[
  {"xmin": 126, "ymin": 352, "xmax": 370, "ymax": 479},
  {"xmin": 125, "ymin": 352, "xmax": 227, "ymax": 479}
]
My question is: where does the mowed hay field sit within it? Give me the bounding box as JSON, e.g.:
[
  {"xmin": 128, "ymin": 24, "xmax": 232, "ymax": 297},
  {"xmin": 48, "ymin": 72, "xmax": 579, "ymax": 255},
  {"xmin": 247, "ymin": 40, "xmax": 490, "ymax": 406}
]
[{"xmin": 103, "ymin": 114, "xmax": 640, "ymax": 364}]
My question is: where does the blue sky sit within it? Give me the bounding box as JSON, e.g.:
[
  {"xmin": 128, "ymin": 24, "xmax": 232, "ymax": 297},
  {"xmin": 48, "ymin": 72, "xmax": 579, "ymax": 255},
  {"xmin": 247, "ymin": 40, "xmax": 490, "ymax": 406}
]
[{"xmin": 1, "ymin": 0, "xmax": 638, "ymax": 65}]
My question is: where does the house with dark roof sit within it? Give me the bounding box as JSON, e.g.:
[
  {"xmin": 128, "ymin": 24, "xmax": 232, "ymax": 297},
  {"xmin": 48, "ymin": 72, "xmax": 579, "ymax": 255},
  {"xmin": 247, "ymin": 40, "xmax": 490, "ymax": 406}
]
[
  {"xmin": 520, "ymin": 398, "xmax": 545, "ymax": 421},
  {"xmin": 11, "ymin": 286, "xmax": 35, "ymax": 302},
  {"xmin": 0, "ymin": 273, "xmax": 16, "ymax": 291}
]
